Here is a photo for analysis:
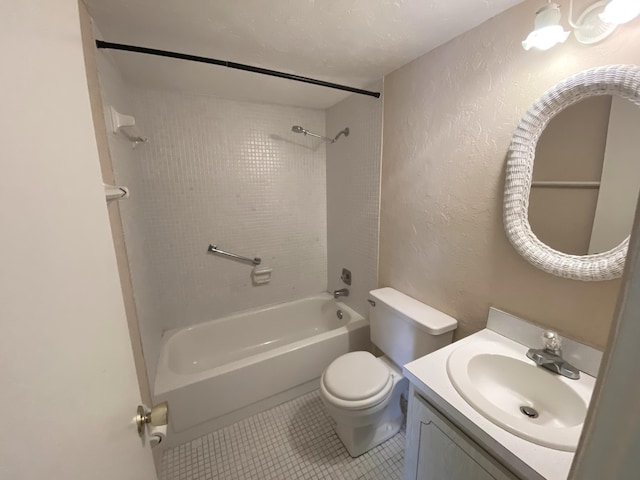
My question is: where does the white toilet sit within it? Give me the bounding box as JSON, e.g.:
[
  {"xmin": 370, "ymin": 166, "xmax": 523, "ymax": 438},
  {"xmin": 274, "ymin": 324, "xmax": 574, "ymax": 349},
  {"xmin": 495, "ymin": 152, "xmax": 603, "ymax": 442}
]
[{"xmin": 320, "ymin": 287, "xmax": 457, "ymax": 457}]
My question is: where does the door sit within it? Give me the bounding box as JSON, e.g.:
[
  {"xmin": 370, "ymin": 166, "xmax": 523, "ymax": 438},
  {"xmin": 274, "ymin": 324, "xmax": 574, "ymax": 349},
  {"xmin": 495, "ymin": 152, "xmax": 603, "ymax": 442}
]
[{"xmin": 0, "ymin": 2, "xmax": 157, "ymax": 479}]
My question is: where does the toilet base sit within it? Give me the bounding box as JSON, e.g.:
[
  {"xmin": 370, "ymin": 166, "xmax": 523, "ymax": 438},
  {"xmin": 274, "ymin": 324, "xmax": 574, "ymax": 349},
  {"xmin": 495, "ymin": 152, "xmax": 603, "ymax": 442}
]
[
  {"xmin": 335, "ymin": 412, "xmax": 404, "ymax": 457},
  {"xmin": 332, "ymin": 372, "xmax": 408, "ymax": 457},
  {"xmin": 321, "ymin": 356, "xmax": 409, "ymax": 457}
]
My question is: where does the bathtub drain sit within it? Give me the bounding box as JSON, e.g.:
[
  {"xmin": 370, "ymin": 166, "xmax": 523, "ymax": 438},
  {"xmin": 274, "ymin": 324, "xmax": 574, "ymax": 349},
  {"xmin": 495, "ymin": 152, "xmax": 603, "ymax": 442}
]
[{"xmin": 336, "ymin": 309, "xmax": 343, "ymax": 320}]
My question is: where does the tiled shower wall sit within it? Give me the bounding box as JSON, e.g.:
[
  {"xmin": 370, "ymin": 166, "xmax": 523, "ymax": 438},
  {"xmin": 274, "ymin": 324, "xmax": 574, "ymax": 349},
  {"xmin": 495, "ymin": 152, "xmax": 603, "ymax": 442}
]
[
  {"xmin": 96, "ymin": 50, "xmax": 164, "ymax": 388},
  {"xmin": 326, "ymin": 81, "xmax": 383, "ymax": 315},
  {"xmin": 110, "ymin": 87, "xmax": 328, "ymax": 383}
]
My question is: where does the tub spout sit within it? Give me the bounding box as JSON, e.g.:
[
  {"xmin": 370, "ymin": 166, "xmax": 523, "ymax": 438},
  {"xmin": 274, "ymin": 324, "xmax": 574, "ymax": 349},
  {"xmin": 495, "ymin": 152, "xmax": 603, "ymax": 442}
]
[{"xmin": 333, "ymin": 288, "xmax": 349, "ymax": 299}]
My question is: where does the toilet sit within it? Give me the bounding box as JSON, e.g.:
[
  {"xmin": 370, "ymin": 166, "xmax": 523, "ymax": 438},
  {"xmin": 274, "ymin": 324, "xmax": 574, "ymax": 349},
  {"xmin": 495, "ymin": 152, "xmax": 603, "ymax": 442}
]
[{"xmin": 320, "ymin": 287, "xmax": 457, "ymax": 457}]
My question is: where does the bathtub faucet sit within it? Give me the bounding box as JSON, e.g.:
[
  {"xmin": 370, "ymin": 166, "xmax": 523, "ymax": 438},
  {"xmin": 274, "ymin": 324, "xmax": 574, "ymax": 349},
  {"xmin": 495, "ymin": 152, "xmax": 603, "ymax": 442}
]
[{"xmin": 333, "ymin": 288, "xmax": 349, "ymax": 299}]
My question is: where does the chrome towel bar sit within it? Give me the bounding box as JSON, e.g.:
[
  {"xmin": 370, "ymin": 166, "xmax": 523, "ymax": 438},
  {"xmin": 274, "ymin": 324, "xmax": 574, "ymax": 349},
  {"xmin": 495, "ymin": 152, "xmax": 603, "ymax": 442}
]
[{"xmin": 207, "ymin": 244, "xmax": 261, "ymax": 266}]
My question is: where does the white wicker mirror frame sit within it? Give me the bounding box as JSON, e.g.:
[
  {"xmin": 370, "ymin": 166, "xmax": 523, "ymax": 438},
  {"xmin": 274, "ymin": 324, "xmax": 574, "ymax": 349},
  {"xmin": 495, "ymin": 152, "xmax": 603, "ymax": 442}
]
[{"xmin": 504, "ymin": 65, "xmax": 640, "ymax": 281}]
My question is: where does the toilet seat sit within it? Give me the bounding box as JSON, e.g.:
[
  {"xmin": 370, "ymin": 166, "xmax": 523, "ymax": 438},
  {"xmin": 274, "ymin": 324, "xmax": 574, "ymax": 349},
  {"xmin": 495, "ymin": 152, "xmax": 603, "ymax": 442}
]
[{"xmin": 321, "ymin": 352, "xmax": 393, "ymax": 410}]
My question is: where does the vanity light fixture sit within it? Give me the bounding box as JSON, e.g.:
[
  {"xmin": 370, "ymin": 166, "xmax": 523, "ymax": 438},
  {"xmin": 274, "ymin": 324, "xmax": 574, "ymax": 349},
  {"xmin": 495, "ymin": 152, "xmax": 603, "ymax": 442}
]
[
  {"xmin": 569, "ymin": 0, "xmax": 618, "ymax": 45},
  {"xmin": 523, "ymin": 0, "xmax": 640, "ymax": 50},
  {"xmin": 599, "ymin": 0, "xmax": 640, "ymax": 24},
  {"xmin": 522, "ymin": 2, "xmax": 571, "ymax": 51}
]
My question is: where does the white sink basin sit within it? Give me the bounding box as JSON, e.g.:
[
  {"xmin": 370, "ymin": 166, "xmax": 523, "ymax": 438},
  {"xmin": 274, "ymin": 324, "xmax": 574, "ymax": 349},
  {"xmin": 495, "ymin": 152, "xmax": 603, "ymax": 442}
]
[{"xmin": 447, "ymin": 340, "xmax": 592, "ymax": 451}]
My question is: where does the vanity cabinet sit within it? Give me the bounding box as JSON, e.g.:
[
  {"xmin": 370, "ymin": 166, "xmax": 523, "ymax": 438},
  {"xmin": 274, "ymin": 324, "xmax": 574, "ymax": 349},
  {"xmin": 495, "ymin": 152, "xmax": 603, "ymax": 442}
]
[{"xmin": 404, "ymin": 386, "xmax": 519, "ymax": 480}]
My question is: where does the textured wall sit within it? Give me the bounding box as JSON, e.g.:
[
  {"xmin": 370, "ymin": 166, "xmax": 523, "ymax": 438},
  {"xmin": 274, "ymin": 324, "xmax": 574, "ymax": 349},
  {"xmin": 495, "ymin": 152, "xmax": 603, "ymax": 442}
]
[
  {"xmin": 326, "ymin": 81, "xmax": 383, "ymax": 315},
  {"xmin": 115, "ymin": 89, "xmax": 327, "ymax": 342},
  {"xmin": 380, "ymin": 0, "xmax": 640, "ymax": 349}
]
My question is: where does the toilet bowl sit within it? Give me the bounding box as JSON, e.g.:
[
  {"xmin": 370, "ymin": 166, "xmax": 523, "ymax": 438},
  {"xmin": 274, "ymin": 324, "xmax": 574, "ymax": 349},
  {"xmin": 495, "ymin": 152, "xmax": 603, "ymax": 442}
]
[
  {"xmin": 320, "ymin": 352, "xmax": 408, "ymax": 457},
  {"xmin": 320, "ymin": 287, "xmax": 458, "ymax": 457}
]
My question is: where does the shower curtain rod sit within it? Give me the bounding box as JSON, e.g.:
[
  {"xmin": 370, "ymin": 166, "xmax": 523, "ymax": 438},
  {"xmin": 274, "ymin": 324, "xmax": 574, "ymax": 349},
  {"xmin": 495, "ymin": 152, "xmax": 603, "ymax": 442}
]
[{"xmin": 95, "ymin": 41, "xmax": 381, "ymax": 99}]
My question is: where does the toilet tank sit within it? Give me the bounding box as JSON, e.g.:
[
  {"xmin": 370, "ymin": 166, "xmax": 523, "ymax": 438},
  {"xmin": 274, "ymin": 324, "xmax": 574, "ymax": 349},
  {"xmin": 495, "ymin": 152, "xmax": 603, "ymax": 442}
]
[{"xmin": 368, "ymin": 288, "xmax": 457, "ymax": 367}]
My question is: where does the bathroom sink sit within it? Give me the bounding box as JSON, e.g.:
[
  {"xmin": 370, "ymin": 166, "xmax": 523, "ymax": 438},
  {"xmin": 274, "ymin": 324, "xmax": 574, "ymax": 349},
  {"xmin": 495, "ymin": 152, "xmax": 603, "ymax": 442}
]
[{"xmin": 447, "ymin": 340, "xmax": 591, "ymax": 451}]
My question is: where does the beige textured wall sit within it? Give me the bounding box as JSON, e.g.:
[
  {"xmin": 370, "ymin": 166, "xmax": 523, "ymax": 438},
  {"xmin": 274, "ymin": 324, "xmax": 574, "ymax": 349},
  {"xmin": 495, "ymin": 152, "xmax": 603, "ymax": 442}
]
[{"xmin": 380, "ymin": 0, "xmax": 640, "ymax": 349}]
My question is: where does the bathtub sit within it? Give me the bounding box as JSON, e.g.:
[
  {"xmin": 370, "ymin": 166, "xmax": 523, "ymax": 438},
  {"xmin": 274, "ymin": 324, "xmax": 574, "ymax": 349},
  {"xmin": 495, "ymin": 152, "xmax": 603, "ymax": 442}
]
[{"xmin": 154, "ymin": 293, "xmax": 370, "ymax": 446}]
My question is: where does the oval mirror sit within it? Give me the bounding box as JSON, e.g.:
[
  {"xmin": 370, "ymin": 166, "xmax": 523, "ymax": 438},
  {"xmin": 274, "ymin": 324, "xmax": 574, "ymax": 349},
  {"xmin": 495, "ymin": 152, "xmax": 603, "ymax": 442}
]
[
  {"xmin": 529, "ymin": 95, "xmax": 640, "ymax": 256},
  {"xmin": 503, "ymin": 65, "xmax": 640, "ymax": 281}
]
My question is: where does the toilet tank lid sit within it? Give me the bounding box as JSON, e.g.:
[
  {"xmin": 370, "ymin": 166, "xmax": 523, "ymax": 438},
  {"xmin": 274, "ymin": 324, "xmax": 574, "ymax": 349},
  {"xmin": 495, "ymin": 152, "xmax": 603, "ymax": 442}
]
[{"xmin": 369, "ymin": 287, "xmax": 457, "ymax": 335}]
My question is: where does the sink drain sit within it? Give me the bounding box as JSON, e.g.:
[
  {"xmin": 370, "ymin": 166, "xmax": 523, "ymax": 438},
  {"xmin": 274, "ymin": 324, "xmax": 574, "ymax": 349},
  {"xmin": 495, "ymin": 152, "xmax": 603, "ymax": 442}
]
[{"xmin": 520, "ymin": 406, "xmax": 539, "ymax": 418}]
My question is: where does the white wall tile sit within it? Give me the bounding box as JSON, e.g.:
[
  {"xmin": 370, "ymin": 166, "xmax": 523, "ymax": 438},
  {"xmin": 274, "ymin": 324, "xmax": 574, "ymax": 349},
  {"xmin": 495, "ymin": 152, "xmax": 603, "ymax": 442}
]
[
  {"xmin": 326, "ymin": 81, "xmax": 383, "ymax": 315},
  {"xmin": 97, "ymin": 57, "xmax": 383, "ymax": 390},
  {"xmin": 96, "ymin": 50, "xmax": 164, "ymax": 386},
  {"xmin": 116, "ymin": 88, "xmax": 328, "ymax": 338}
]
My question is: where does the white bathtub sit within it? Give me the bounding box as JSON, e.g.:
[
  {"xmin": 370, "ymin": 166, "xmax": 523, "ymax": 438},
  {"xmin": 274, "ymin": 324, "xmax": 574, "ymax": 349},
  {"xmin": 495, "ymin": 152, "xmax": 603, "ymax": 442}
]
[{"xmin": 154, "ymin": 293, "xmax": 370, "ymax": 445}]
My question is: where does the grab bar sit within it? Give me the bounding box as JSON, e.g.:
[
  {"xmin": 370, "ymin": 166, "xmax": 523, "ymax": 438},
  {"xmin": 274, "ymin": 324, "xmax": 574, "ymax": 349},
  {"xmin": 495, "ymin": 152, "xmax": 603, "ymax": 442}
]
[{"xmin": 207, "ymin": 244, "xmax": 261, "ymax": 266}]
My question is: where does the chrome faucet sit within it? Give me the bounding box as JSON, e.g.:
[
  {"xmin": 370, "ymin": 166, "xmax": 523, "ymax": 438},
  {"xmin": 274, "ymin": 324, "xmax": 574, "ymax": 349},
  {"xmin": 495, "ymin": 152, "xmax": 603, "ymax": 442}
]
[
  {"xmin": 526, "ymin": 331, "xmax": 580, "ymax": 380},
  {"xmin": 333, "ymin": 288, "xmax": 349, "ymax": 299}
]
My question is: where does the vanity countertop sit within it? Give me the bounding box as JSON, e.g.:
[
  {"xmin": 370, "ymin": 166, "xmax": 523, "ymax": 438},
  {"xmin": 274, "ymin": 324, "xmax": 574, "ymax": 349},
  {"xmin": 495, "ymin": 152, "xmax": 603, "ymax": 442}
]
[{"xmin": 404, "ymin": 327, "xmax": 595, "ymax": 480}]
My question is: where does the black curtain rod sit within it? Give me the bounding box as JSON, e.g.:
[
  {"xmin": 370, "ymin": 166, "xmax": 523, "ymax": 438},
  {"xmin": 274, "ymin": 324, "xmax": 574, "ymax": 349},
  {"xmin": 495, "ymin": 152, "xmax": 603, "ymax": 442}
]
[{"xmin": 95, "ymin": 40, "xmax": 381, "ymax": 99}]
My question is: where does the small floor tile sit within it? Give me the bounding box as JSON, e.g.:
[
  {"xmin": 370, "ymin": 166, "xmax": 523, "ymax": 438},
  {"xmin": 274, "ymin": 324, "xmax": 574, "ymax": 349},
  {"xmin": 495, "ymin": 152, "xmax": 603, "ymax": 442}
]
[{"xmin": 160, "ymin": 390, "xmax": 404, "ymax": 480}]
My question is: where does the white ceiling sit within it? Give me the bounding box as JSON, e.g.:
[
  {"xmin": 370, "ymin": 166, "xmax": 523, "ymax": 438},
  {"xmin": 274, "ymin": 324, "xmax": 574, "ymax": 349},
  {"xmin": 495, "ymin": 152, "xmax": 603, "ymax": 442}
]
[{"xmin": 86, "ymin": 0, "xmax": 524, "ymax": 109}]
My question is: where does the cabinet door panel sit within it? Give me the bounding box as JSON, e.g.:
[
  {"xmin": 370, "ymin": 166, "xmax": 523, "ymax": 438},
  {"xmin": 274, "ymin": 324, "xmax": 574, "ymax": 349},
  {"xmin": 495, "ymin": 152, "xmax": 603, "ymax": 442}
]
[
  {"xmin": 417, "ymin": 420, "xmax": 498, "ymax": 480},
  {"xmin": 406, "ymin": 388, "xmax": 518, "ymax": 480}
]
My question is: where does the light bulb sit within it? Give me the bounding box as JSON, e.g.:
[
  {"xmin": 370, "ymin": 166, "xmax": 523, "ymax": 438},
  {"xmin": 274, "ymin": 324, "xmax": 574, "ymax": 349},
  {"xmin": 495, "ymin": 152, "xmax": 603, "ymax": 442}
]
[
  {"xmin": 599, "ymin": 0, "xmax": 640, "ymax": 24},
  {"xmin": 523, "ymin": 25, "xmax": 571, "ymax": 50},
  {"xmin": 523, "ymin": 3, "xmax": 571, "ymax": 51}
]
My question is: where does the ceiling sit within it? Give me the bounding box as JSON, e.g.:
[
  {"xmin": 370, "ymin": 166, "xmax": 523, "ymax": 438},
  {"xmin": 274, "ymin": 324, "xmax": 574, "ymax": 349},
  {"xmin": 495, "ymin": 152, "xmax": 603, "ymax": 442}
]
[{"xmin": 85, "ymin": 0, "xmax": 525, "ymax": 109}]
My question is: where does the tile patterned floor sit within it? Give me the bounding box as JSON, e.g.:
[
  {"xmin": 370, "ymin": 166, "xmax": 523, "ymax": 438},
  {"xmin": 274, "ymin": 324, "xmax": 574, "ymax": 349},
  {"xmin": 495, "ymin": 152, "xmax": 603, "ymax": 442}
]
[{"xmin": 160, "ymin": 390, "xmax": 405, "ymax": 480}]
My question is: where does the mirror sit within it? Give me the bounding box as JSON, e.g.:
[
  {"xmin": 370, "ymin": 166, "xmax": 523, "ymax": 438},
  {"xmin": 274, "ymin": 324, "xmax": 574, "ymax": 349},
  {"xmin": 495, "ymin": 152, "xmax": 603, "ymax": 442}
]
[
  {"xmin": 528, "ymin": 95, "xmax": 640, "ymax": 256},
  {"xmin": 503, "ymin": 65, "xmax": 640, "ymax": 281}
]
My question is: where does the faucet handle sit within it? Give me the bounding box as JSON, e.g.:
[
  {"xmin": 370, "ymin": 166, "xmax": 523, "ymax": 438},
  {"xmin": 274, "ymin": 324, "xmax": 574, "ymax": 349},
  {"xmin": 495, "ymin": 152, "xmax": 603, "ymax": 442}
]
[{"xmin": 542, "ymin": 330, "xmax": 562, "ymax": 354}]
